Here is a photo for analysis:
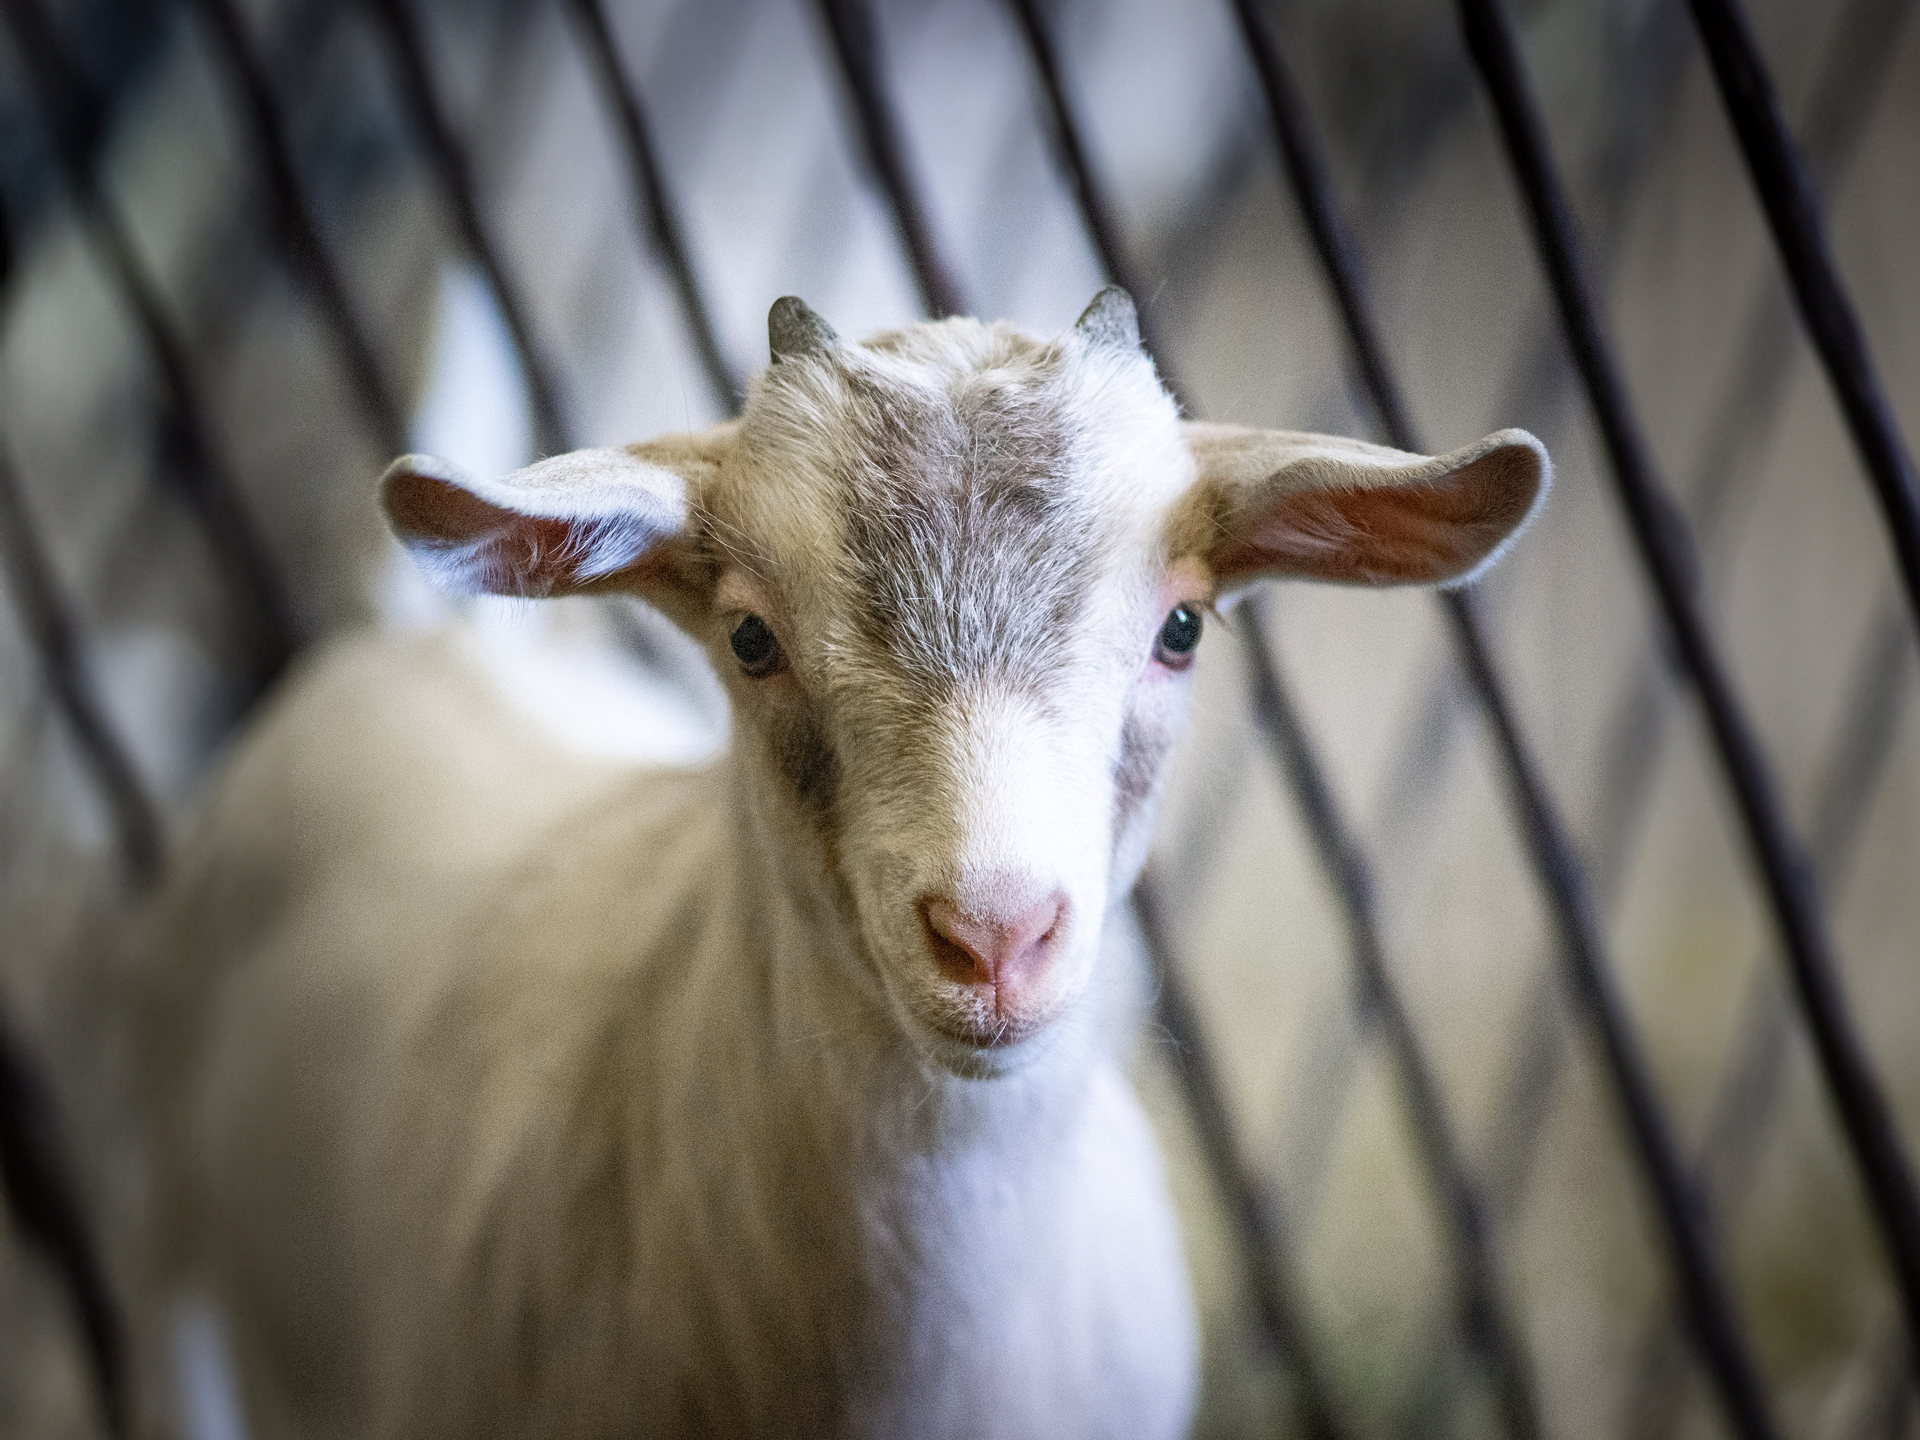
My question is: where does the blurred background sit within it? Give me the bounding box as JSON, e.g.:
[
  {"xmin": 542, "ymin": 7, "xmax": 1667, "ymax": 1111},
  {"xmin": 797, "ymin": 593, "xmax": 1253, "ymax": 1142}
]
[{"xmin": 0, "ymin": 0, "xmax": 1915, "ymax": 1435}]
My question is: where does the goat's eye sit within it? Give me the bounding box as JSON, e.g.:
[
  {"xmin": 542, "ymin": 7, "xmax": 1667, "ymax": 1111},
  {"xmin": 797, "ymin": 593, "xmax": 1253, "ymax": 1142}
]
[
  {"xmin": 730, "ymin": 615, "xmax": 784, "ymax": 677},
  {"xmin": 1154, "ymin": 605, "xmax": 1202, "ymax": 668}
]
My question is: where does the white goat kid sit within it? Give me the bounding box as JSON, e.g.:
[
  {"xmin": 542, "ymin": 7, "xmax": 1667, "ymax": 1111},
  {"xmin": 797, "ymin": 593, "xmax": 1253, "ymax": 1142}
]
[{"xmin": 142, "ymin": 288, "xmax": 1548, "ymax": 1439}]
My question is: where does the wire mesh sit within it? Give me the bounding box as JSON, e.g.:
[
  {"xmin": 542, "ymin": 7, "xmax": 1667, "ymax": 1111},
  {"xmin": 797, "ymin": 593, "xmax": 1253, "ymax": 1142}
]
[{"xmin": 0, "ymin": 1, "xmax": 1915, "ymax": 1437}]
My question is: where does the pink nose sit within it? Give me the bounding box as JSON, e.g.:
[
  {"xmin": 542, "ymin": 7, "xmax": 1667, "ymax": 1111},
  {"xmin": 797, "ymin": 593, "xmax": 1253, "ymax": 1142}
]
[{"xmin": 920, "ymin": 890, "xmax": 1068, "ymax": 989}]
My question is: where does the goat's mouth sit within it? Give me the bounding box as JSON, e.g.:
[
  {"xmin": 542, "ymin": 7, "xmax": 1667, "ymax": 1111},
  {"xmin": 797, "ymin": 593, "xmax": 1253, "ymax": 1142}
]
[
  {"xmin": 915, "ymin": 1018, "xmax": 1051, "ymax": 1081},
  {"xmin": 926, "ymin": 1006, "xmax": 1051, "ymax": 1052},
  {"xmin": 908, "ymin": 981, "xmax": 1072, "ymax": 1078}
]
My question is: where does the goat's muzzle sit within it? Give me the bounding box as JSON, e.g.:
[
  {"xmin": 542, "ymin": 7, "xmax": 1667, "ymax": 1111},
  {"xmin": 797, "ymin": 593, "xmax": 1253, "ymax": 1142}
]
[{"xmin": 918, "ymin": 885, "xmax": 1069, "ymax": 1047}]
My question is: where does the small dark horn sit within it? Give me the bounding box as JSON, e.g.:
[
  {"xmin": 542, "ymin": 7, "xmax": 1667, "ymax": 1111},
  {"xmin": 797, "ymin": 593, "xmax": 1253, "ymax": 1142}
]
[
  {"xmin": 1073, "ymin": 285, "xmax": 1140, "ymax": 351},
  {"xmin": 769, "ymin": 296, "xmax": 840, "ymax": 363}
]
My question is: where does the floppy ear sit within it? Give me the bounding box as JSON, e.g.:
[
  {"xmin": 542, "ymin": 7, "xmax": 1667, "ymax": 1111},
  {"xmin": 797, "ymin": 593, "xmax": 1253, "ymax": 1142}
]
[
  {"xmin": 382, "ymin": 428, "xmax": 733, "ymax": 601},
  {"xmin": 1180, "ymin": 424, "xmax": 1549, "ymax": 593}
]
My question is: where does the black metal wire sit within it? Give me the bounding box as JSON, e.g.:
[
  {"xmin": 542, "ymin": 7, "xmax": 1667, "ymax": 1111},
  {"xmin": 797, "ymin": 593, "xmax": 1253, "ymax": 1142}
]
[
  {"xmin": 0, "ymin": 0, "xmax": 1908, "ymax": 1431},
  {"xmin": 358, "ymin": 0, "xmax": 572, "ymax": 457},
  {"xmin": 1472, "ymin": 0, "xmax": 1914, "ymax": 1270},
  {"xmin": 1002, "ymin": 0, "xmax": 1176, "ymax": 388},
  {"xmin": 1685, "ymin": 0, "xmax": 1920, "ymax": 645},
  {"xmin": 811, "ymin": 0, "xmax": 969, "ymax": 319},
  {"xmin": 1623, "ymin": 598, "xmax": 1916, "ymax": 1439},
  {"xmin": 1134, "ymin": 883, "xmax": 1347, "ymax": 1440},
  {"xmin": 560, "ymin": 0, "xmax": 742, "ymax": 413},
  {"xmin": 1361, "ymin": 0, "xmax": 1695, "ymax": 910},
  {"xmin": 1449, "ymin": 591, "xmax": 1782, "ymax": 1440},
  {"xmin": 1457, "ymin": 0, "xmax": 1920, "ymax": 1374},
  {"xmin": 1228, "ymin": 3, "xmax": 1780, "ymax": 1434},
  {"xmin": 0, "ymin": 1016, "xmax": 127, "ymax": 1437},
  {"xmin": 0, "ymin": 444, "xmax": 161, "ymax": 883},
  {"xmin": 1238, "ymin": 617, "xmax": 1542, "ymax": 1440},
  {"xmin": 1677, "ymin": 0, "xmax": 1917, "ymax": 558},
  {"xmin": 1004, "ymin": 3, "xmax": 1539, "ymax": 1429},
  {"xmin": 0, "ymin": 171, "xmax": 136, "ymax": 1440},
  {"xmin": 0, "ymin": 0, "xmax": 299, "ymax": 702},
  {"xmin": 188, "ymin": 0, "xmax": 408, "ymax": 460},
  {"xmin": 1229, "ymin": 0, "xmax": 1417, "ymax": 448}
]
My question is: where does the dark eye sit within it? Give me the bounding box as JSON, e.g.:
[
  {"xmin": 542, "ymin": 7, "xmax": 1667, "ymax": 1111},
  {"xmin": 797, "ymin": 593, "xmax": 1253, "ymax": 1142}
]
[
  {"xmin": 729, "ymin": 614, "xmax": 784, "ymax": 677},
  {"xmin": 1154, "ymin": 604, "xmax": 1202, "ymax": 668}
]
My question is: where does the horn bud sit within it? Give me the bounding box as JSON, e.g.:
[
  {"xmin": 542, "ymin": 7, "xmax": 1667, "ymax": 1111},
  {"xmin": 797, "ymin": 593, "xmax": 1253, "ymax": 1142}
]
[
  {"xmin": 1074, "ymin": 285, "xmax": 1140, "ymax": 352},
  {"xmin": 769, "ymin": 296, "xmax": 840, "ymax": 363}
]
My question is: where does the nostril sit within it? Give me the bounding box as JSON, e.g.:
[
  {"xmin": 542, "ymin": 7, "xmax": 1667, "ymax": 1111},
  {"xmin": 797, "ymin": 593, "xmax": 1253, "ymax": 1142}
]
[
  {"xmin": 920, "ymin": 892, "xmax": 1068, "ymax": 988},
  {"xmin": 921, "ymin": 898, "xmax": 990, "ymax": 986},
  {"xmin": 921, "ymin": 900, "xmax": 981, "ymax": 984},
  {"xmin": 1013, "ymin": 895, "xmax": 1066, "ymax": 959}
]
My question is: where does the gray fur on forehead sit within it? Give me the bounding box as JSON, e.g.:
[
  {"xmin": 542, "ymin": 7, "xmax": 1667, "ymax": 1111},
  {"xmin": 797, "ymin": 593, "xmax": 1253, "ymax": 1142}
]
[{"xmin": 737, "ymin": 317, "xmax": 1178, "ymax": 690}]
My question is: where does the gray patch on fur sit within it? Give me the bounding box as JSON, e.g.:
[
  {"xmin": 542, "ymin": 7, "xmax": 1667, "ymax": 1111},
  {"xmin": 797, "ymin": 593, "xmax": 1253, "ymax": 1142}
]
[
  {"xmin": 774, "ymin": 702, "xmax": 840, "ymax": 819},
  {"xmin": 1112, "ymin": 711, "xmax": 1170, "ymax": 838},
  {"xmin": 830, "ymin": 364, "xmax": 1104, "ymax": 696}
]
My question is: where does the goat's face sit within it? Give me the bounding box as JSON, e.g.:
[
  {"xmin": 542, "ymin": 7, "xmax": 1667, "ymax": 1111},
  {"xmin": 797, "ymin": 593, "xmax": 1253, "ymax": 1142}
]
[
  {"xmin": 383, "ymin": 290, "xmax": 1548, "ymax": 1078},
  {"xmin": 704, "ymin": 304, "xmax": 1199, "ymax": 1071}
]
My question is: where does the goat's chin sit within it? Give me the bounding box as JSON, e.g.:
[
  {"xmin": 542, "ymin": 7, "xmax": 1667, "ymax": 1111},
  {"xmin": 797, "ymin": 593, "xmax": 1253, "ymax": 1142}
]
[
  {"xmin": 894, "ymin": 985, "xmax": 1087, "ymax": 1081},
  {"xmin": 907, "ymin": 1015, "xmax": 1056, "ymax": 1080}
]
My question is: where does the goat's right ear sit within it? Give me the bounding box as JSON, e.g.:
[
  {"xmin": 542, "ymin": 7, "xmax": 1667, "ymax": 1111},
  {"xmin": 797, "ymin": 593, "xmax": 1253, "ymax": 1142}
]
[{"xmin": 382, "ymin": 428, "xmax": 732, "ymax": 602}]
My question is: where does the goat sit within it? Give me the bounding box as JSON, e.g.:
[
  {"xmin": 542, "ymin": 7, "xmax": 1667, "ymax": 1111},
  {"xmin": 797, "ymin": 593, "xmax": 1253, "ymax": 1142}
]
[{"xmin": 136, "ymin": 288, "xmax": 1548, "ymax": 1439}]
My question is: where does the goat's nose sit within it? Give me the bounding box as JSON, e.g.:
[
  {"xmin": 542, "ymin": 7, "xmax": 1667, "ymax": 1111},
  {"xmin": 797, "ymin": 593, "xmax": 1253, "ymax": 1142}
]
[{"xmin": 920, "ymin": 890, "xmax": 1068, "ymax": 988}]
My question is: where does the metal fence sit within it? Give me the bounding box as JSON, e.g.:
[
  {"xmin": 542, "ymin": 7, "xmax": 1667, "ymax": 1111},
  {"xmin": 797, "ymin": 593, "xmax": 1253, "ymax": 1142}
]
[{"xmin": 0, "ymin": 0, "xmax": 1915, "ymax": 1436}]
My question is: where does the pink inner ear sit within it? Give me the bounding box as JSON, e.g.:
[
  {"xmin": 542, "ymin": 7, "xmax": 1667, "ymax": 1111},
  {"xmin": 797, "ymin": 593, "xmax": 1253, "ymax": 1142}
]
[
  {"xmin": 385, "ymin": 470, "xmax": 635, "ymax": 596},
  {"xmin": 386, "ymin": 471, "xmax": 517, "ymax": 548},
  {"xmin": 1209, "ymin": 445, "xmax": 1539, "ymax": 586}
]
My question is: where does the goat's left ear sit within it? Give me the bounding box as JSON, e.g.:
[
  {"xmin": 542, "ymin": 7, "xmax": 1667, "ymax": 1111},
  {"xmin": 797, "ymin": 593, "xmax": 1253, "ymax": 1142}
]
[
  {"xmin": 382, "ymin": 427, "xmax": 733, "ymax": 602},
  {"xmin": 1178, "ymin": 424, "xmax": 1549, "ymax": 594}
]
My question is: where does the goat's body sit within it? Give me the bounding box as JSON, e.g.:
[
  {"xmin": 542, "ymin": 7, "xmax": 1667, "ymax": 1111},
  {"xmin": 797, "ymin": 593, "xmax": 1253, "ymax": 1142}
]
[
  {"xmin": 142, "ymin": 629, "xmax": 1197, "ymax": 1440},
  {"xmin": 138, "ymin": 297, "xmax": 1548, "ymax": 1438}
]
